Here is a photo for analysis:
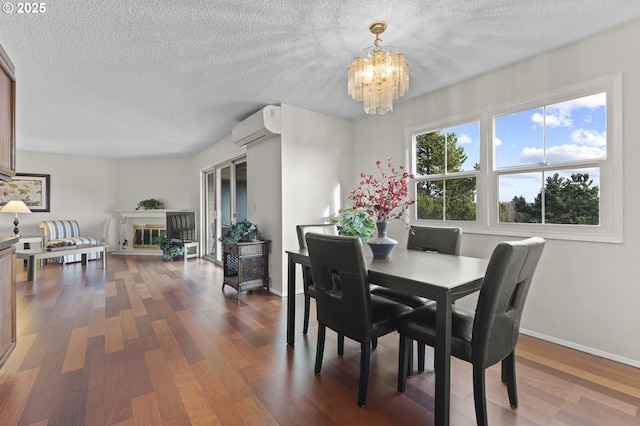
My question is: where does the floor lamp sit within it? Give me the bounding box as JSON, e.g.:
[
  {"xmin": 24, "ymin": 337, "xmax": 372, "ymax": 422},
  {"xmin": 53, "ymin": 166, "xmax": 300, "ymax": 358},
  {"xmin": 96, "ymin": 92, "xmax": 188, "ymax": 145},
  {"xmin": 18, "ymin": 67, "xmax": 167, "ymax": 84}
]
[{"xmin": 1, "ymin": 200, "xmax": 32, "ymax": 236}]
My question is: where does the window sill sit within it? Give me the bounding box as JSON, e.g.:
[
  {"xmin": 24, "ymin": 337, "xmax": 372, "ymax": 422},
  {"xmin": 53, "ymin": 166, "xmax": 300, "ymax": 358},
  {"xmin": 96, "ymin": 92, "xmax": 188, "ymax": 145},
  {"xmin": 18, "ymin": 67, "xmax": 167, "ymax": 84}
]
[{"xmin": 460, "ymin": 224, "xmax": 623, "ymax": 244}]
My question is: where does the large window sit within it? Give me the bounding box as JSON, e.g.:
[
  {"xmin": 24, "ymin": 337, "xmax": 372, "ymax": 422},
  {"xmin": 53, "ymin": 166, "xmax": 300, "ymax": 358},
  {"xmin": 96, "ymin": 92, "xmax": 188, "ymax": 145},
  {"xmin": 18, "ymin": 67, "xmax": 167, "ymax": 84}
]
[
  {"xmin": 495, "ymin": 93, "xmax": 605, "ymax": 225},
  {"xmin": 414, "ymin": 122, "xmax": 480, "ymax": 221},
  {"xmin": 409, "ymin": 74, "xmax": 622, "ymax": 242}
]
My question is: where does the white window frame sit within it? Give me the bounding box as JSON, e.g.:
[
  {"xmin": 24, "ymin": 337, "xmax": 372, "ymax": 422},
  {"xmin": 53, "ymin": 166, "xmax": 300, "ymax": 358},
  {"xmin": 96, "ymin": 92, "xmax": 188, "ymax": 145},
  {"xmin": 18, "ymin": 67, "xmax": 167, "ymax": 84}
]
[
  {"xmin": 405, "ymin": 73, "xmax": 623, "ymax": 243},
  {"xmin": 408, "ymin": 115, "xmax": 484, "ymax": 224}
]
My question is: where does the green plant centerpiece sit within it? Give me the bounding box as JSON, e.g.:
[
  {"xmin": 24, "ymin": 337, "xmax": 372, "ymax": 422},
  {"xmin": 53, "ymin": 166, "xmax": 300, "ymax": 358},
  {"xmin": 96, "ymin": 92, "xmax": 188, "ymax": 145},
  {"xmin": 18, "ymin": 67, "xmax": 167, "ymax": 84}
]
[
  {"xmin": 330, "ymin": 205, "xmax": 376, "ymax": 240},
  {"xmin": 219, "ymin": 219, "xmax": 263, "ymax": 243},
  {"xmin": 153, "ymin": 233, "xmax": 184, "ymax": 260},
  {"xmin": 136, "ymin": 198, "xmax": 164, "ymax": 210}
]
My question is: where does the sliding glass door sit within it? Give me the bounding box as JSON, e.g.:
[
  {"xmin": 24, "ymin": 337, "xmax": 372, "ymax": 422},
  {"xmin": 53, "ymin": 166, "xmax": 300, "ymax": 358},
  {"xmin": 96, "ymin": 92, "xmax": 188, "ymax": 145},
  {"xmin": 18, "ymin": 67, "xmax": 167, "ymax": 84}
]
[
  {"xmin": 202, "ymin": 157, "xmax": 247, "ymax": 263},
  {"xmin": 204, "ymin": 170, "xmax": 216, "ymax": 259}
]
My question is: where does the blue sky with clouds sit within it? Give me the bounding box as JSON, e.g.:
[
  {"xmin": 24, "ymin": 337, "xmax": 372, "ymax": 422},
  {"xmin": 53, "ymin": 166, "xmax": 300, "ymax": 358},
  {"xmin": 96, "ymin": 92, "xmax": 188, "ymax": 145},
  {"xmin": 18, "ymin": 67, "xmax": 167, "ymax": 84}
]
[
  {"xmin": 494, "ymin": 92, "xmax": 605, "ymax": 202},
  {"xmin": 447, "ymin": 122, "xmax": 479, "ymax": 172}
]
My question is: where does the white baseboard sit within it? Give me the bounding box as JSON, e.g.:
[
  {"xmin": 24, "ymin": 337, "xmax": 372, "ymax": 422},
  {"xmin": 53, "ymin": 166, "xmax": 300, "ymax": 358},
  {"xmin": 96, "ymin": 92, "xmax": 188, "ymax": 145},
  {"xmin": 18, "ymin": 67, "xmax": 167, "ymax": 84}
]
[
  {"xmin": 270, "ymin": 288, "xmax": 284, "ymax": 297},
  {"xmin": 520, "ymin": 328, "xmax": 640, "ymax": 368}
]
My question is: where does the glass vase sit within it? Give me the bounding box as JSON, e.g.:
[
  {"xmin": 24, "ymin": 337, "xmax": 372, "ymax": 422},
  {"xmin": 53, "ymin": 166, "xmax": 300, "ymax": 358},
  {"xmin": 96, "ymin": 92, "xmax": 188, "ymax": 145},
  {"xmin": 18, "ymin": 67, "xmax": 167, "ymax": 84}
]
[{"xmin": 367, "ymin": 221, "xmax": 398, "ymax": 259}]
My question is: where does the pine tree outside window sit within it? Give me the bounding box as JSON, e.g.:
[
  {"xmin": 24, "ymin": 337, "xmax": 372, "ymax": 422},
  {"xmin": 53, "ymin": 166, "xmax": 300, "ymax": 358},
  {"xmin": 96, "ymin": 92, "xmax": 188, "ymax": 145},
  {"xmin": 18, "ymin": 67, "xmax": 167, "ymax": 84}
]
[{"xmin": 414, "ymin": 122, "xmax": 479, "ymax": 221}]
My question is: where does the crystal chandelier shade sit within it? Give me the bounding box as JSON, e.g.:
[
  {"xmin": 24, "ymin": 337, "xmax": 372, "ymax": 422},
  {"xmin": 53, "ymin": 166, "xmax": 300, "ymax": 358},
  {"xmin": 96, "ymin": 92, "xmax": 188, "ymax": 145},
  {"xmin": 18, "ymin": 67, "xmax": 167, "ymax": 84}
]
[{"xmin": 348, "ymin": 21, "xmax": 409, "ymax": 115}]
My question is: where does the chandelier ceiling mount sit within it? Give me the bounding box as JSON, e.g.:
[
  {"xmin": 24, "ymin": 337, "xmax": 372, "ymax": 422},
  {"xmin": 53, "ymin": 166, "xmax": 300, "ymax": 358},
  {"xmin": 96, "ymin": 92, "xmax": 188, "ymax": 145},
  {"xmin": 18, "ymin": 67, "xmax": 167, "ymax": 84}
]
[{"xmin": 368, "ymin": 21, "xmax": 387, "ymax": 44}]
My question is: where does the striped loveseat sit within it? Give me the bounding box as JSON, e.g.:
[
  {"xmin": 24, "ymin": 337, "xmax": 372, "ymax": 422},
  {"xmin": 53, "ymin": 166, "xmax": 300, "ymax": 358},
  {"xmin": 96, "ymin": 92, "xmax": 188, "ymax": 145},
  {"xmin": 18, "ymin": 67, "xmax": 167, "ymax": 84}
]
[{"xmin": 39, "ymin": 220, "xmax": 101, "ymax": 263}]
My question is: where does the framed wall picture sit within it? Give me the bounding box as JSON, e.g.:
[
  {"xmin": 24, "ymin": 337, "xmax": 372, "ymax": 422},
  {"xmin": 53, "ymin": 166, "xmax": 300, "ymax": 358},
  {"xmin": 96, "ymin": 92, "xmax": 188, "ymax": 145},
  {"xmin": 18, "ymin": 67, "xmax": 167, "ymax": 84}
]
[{"xmin": 0, "ymin": 173, "xmax": 50, "ymax": 212}]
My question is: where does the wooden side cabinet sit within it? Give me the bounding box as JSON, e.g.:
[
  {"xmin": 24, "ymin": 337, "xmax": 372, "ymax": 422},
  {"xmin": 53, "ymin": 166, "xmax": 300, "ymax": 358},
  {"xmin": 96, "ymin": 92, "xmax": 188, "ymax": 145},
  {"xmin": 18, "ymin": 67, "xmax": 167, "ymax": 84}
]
[
  {"xmin": 222, "ymin": 241, "xmax": 270, "ymax": 299},
  {"xmin": 0, "ymin": 41, "xmax": 16, "ymax": 181},
  {"xmin": 0, "ymin": 245, "xmax": 16, "ymax": 369}
]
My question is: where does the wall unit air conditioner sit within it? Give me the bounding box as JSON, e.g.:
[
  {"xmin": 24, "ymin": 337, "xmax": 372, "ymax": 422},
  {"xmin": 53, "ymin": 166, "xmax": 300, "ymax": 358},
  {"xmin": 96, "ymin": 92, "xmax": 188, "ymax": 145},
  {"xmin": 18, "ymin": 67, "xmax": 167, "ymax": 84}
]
[{"xmin": 232, "ymin": 105, "xmax": 282, "ymax": 147}]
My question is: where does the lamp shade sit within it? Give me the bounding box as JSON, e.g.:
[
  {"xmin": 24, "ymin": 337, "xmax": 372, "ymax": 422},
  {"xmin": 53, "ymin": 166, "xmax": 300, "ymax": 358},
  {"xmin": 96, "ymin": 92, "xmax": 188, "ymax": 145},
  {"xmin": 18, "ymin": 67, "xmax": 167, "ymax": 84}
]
[
  {"xmin": 0, "ymin": 200, "xmax": 32, "ymax": 214},
  {"xmin": 1, "ymin": 200, "xmax": 31, "ymax": 236}
]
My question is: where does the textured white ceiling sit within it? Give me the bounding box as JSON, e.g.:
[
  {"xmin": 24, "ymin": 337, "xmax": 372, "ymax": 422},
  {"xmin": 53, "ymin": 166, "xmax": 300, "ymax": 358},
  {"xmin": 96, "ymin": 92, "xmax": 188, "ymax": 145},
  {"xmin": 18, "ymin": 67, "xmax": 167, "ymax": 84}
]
[{"xmin": 1, "ymin": 1, "xmax": 639, "ymax": 159}]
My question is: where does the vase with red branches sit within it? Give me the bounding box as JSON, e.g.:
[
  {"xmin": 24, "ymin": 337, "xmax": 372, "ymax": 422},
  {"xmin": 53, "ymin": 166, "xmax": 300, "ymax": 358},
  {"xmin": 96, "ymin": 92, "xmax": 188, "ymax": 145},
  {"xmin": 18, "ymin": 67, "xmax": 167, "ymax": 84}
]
[{"xmin": 349, "ymin": 158, "xmax": 414, "ymax": 258}]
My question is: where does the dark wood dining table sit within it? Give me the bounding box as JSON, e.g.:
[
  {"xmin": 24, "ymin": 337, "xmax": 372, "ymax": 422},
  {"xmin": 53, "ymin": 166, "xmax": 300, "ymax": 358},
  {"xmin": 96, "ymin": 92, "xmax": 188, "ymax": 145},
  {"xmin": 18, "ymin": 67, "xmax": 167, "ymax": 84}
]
[{"xmin": 285, "ymin": 247, "xmax": 489, "ymax": 426}]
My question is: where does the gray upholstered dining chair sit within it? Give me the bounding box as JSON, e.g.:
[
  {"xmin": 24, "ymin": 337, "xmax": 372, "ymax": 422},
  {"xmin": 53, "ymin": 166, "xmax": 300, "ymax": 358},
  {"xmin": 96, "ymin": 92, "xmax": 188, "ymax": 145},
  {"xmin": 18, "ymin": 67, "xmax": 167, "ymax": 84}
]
[
  {"xmin": 372, "ymin": 225, "xmax": 462, "ymax": 372},
  {"xmin": 396, "ymin": 237, "xmax": 545, "ymax": 426},
  {"xmin": 306, "ymin": 233, "xmax": 412, "ymax": 407},
  {"xmin": 297, "ymin": 224, "xmax": 347, "ymax": 354}
]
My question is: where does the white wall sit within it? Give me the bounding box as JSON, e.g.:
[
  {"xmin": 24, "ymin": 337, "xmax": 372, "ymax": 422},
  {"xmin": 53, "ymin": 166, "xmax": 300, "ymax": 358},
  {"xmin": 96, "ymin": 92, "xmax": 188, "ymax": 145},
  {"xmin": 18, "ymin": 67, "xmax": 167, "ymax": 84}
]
[
  {"xmin": 246, "ymin": 135, "xmax": 282, "ymax": 291},
  {"xmin": 187, "ymin": 104, "xmax": 352, "ymax": 296},
  {"xmin": 8, "ymin": 152, "xmax": 117, "ymax": 242},
  {"xmin": 352, "ymin": 19, "xmax": 640, "ymax": 365},
  {"xmin": 278, "ymin": 104, "xmax": 353, "ymax": 295},
  {"xmin": 191, "ymin": 104, "xmax": 351, "ymax": 296},
  {"xmin": 115, "ymin": 157, "xmax": 191, "ymax": 210},
  {"xmin": 241, "ymin": 104, "xmax": 352, "ymax": 295}
]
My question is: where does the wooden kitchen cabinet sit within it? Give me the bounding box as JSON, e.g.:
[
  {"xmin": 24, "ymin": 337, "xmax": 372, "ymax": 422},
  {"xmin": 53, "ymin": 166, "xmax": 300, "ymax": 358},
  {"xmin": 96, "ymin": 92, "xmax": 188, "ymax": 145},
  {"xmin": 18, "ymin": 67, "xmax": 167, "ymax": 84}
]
[
  {"xmin": 0, "ymin": 243, "xmax": 16, "ymax": 368},
  {"xmin": 0, "ymin": 41, "xmax": 16, "ymax": 181}
]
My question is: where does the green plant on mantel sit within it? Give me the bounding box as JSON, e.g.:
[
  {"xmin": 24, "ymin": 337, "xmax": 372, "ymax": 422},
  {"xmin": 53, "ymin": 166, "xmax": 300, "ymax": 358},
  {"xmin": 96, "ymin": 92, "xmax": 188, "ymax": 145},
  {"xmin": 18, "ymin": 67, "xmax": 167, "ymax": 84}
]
[
  {"xmin": 330, "ymin": 205, "xmax": 376, "ymax": 240},
  {"xmin": 219, "ymin": 219, "xmax": 263, "ymax": 244},
  {"xmin": 135, "ymin": 198, "xmax": 164, "ymax": 210},
  {"xmin": 153, "ymin": 234, "xmax": 184, "ymax": 260}
]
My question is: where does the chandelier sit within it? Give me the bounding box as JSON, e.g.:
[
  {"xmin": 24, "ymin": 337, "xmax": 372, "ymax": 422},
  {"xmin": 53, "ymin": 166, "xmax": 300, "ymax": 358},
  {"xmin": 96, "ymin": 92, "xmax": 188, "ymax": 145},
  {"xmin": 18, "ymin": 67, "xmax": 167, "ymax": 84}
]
[{"xmin": 347, "ymin": 21, "xmax": 409, "ymax": 115}]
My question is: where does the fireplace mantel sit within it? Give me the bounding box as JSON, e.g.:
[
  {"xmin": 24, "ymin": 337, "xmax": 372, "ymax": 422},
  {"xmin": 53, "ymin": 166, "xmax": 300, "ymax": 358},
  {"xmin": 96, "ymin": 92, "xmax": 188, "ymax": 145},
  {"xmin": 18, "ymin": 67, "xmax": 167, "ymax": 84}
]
[
  {"xmin": 115, "ymin": 209, "xmax": 186, "ymax": 218},
  {"xmin": 113, "ymin": 209, "xmax": 187, "ymax": 255}
]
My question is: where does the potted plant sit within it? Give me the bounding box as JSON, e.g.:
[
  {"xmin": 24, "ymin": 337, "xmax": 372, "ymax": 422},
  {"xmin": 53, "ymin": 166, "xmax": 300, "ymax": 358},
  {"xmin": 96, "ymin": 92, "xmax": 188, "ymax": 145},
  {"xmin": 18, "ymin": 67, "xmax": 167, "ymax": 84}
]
[
  {"xmin": 136, "ymin": 198, "xmax": 165, "ymax": 210},
  {"xmin": 330, "ymin": 205, "xmax": 376, "ymax": 240},
  {"xmin": 153, "ymin": 234, "xmax": 184, "ymax": 260},
  {"xmin": 219, "ymin": 220, "xmax": 270, "ymax": 298},
  {"xmin": 219, "ymin": 219, "xmax": 263, "ymax": 244}
]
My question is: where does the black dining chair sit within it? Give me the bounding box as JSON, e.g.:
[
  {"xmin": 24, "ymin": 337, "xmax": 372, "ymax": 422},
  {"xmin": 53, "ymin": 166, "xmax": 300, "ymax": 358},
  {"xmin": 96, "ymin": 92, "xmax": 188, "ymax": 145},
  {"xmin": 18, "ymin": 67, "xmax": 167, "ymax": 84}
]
[
  {"xmin": 296, "ymin": 225, "xmax": 338, "ymax": 333},
  {"xmin": 306, "ymin": 233, "xmax": 412, "ymax": 407},
  {"xmin": 372, "ymin": 225, "xmax": 462, "ymax": 372},
  {"xmin": 396, "ymin": 237, "xmax": 545, "ymax": 426},
  {"xmin": 296, "ymin": 224, "xmax": 346, "ymax": 354}
]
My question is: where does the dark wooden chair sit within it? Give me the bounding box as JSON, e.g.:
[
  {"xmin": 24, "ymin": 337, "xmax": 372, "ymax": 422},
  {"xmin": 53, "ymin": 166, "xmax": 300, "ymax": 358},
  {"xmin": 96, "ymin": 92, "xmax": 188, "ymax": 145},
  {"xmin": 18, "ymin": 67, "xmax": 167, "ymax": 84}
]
[
  {"xmin": 372, "ymin": 225, "xmax": 462, "ymax": 372},
  {"xmin": 306, "ymin": 233, "xmax": 412, "ymax": 407},
  {"xmin": 396, "ymin": 237, "xmax": 545, "ymax": 425}
]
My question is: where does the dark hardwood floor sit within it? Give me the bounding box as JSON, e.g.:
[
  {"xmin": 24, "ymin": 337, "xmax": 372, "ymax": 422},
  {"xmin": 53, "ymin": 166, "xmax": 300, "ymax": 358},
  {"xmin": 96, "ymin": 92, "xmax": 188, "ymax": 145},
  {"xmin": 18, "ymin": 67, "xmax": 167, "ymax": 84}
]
[{"xmin": 0, "ymin": 254, "xmax": 638, "ymax": 425}]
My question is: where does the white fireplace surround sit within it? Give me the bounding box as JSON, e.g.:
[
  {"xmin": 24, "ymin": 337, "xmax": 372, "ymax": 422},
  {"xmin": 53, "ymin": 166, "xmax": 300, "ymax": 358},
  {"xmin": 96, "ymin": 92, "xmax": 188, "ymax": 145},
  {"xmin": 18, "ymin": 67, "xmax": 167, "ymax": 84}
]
[{"xmin": 114, "ymin": 209, "xmax": 187, "ymax": 255}]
